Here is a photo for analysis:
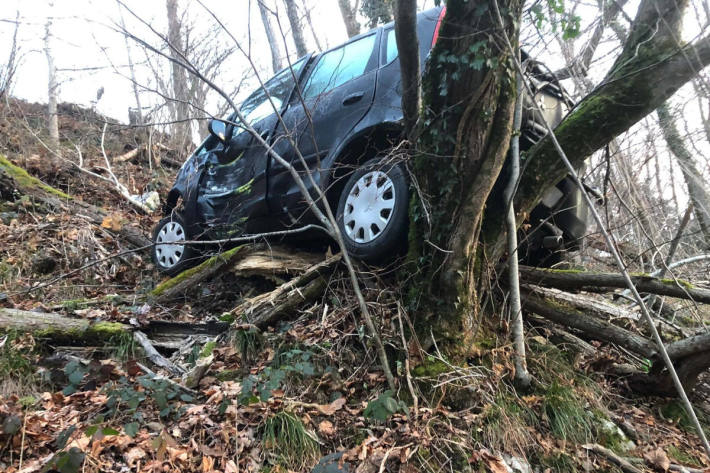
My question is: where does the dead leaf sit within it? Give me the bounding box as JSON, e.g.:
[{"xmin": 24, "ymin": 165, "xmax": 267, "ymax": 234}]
[
  {"xmin": 318, "ymin": 420, "xmax": 335, "ymax": 437},
  {"xmin": 201, "ymin": 455, "xmax": 215, "ymax": 472},
  {"xmin": 317, "ymin": 397, "xmax": 346, "ymax": 415},
  {"xmin": 224, "ymin": 460, "xmax": 239, "ymax": 473},
  {"xmin": 100, "ymin": 215, "xmax": 123, "ymax": 231},
  {"xmin": 124, "ymin": 446, "xmax": 146, "ymax": 466},
  {"xmin": 644, "ymin": 447, "xmax": 670, "ymax": 472}
]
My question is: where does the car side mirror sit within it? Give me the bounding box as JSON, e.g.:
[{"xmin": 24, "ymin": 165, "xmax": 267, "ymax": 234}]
[
  {"xmin": 216, "ymin": 129, "xmax": 252, "ymax": 164},
  {"xmin": 208, "ymin": 118, "xmax": 235, "ymax": 143}
]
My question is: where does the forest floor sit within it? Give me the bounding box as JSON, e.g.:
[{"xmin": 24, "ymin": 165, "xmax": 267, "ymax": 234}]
[{"xmin": 0, "ymin": 98, "xmax": 709, "ymax": 473}]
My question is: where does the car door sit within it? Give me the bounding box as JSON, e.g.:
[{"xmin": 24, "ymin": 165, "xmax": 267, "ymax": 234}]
[
  {"xmin": 196, "ymin": 58, "xmax": 308, "ymax": 236},
  {"xmin": 268, "ymin": 32, "xmax": 380, "ymax": 216}
]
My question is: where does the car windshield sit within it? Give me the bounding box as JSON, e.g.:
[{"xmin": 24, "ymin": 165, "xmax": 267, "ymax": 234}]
[{"xmin": 239, "ymin": 57, "xmax": 307, "ymax": 126}]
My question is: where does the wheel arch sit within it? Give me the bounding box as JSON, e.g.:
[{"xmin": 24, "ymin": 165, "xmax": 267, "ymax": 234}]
[{"xmin": 323, "ymin": 123, "xmax": 404, "ymax": 208}]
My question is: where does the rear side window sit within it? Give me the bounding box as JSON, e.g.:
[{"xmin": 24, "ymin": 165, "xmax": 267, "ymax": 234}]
[
  {"xmin": 384, "ymin": 28, "xmax": 398, "ymax": 63},
  {"xmin": 302, "ymin": 34, "xmax": 377, "ymax": 100}
]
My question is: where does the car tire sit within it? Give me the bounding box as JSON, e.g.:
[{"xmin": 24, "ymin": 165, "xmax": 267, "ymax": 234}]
[
  {"xmin": 336, "ymin": 157, "xmax": 409, "ymax": 262},
  {"xmin": 151, "ymin": 213, "xmax": 198, "ymax": 276}
]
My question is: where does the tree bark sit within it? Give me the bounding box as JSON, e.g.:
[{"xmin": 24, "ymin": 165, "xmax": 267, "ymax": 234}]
[
  {"xmin": 337, "ymin": 0, "xmax": 361, "ymax": 38},
  {"xmin": 0, "ymin": 308, "xmax": 128, "ymax": 345},
  {"xmin": 657, "ymin": 103, "xmax": 710, "ymax": 247},
  {"xmin": 393, "ymin": 0, "xmax": 420, "ymax": 137},
  {"xmin": 518, "ymin": 266, "xmax": 710, "ymax": 304},
  {"xmin": 258, "ymin": 0, "xmax": 285, "ymax": 73},
  {"xmin": 166, "ymin": 0, "xmax": 192, "ymax": 151},
  {"xmin": 44, "ymin": 5, "xmax": 59, "ymax": 149},
  {"xmin": 407, "ymin": 0, "xmax": 522, "ymax": 355},
  {"xmin": 283, "ymin": 0, "xmax": 308, "ymax": 57},
  {"xmin": 496, "ymin": 0, "xmax": 710, "ymax": 259}
]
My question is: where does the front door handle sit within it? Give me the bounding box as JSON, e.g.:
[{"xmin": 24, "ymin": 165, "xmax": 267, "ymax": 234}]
[{"xmin": 342, "ymin": 92, "xmax": 365, "ymax": 106}]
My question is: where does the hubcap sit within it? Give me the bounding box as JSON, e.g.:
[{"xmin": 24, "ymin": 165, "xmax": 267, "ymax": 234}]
[
  {"xmin": 155, "ymin": 220, "xmax": 186, "ymax": 268},
  {"xmin": 343, "ymin": 170, "xmax": 396, "ymax": 244}
]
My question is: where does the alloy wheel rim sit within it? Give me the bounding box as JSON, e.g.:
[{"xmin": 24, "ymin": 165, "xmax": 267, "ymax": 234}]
[
  {"xmin": 343, "ymin": 170, "xmax": 396, "ymax": 244},
  {"xmin": 155, "ymin": 221, "xmax": 186, "ymax": 268}
]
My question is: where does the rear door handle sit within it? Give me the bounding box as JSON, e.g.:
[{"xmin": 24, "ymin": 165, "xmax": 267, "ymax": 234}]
[{"xmin": 342, "ymin": 92, "xmax": 365, "ymax": 106}]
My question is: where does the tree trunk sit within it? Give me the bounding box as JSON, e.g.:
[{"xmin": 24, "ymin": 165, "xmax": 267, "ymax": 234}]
[
  {"xmin": 393, "ymin": 0, "xmax": 420, "ymax": 137},
  {"xmin": 258, "ymin": 0, "xmax": 285, "ymax": 73},
  {"xmin": 283, "ymin": 0, "xmax": 308, "ymax": 57},
  {"xmin": 44, "ymin": 5, "xmax": 59, "ymax": 149},
  {"xmin": 117, "ymin": 1, "xmax": 143, "ymax": 126},
  {"xmin": 301, "ymin": 0, "xmax": 324, "ymax": 51},
  {"xmin": 501, "ymin": 0, "xmax": 710, "ymax": 253},
  {"xmin": 337, "ymin": 0, "xmax": 361, "ymax": 38},
  {"xmin": 166, "ymin": 0, "xmax": 192, "ymax": 151},
  {"xmin": 657, "ymin": 103, "xmax": 710, "ymax": 247},
  {"xmin": 407, "ymin": 0, "xmax": 522, "ymax": 355},
  {"xmin": 407, "ymin": 0, "xmax": 710, "ymax": 356}
]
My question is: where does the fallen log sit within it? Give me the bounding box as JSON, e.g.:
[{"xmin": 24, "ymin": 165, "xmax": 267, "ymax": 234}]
[
  {"xmin": 149, "ymin": 245, "xmax": 247, "ymax": 302},
  {"xmin": 0, "ymin": 308, "xmax": 128, "ymax": 344},
  {"xmin": 133, "ymin": 330, "xmax": 184, "ymax": 376},
  {"xmin": 150, "ymin": 245, "xmax": 325, "ymax": 303},
  {"xmin": 519, "ymin": 266, "xmax": 710, "ymax": 304},
  {"xmin": 521, "ymin": 293, "xmax": 658, "ymax": 358},
  {"xmin": 229, "ymin": 254, "xmax": 341, "ymax": 328},
  {"xmin": 0, "ymin": 155, "xmax": 151, "ymax": 248}
]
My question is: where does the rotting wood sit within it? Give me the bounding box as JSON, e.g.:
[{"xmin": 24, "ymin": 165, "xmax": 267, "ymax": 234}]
[
  {"xmin": 521, "ymin": 292, "xmax": 658, "ymax": 358},
  {"xmin": 150, "ymin": 245, "xmax": 247, "ymax": 302},
  {"xmin": 133, "ymin": 330, "xmax": 184, "ymax": 376},
  {"xmin": 0, "ymin": 308, "xmax": 128, "ymax": 344},
  {"xmin": 229, "ymin": 248, "xmax": 324, "ymax": 279},
  {"xmin": 519, "ymin": 266, "xmax": 710, "ymax": 304},
  {"xmin": 229, "ymin": 254, "xmax": 341, "ymax": 328}
]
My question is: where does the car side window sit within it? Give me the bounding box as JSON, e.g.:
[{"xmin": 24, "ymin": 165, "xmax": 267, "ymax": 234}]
[
  {"xmin": 384, "ymin": 28, "xmax": 398, "ymax": 64},
  {"xmin": 239, "ymin": 58, "xmax": 306, "ymax": 127},
  {"xmin": 301, "ymin": 34, "xmax": 377, "ymax": 100}
]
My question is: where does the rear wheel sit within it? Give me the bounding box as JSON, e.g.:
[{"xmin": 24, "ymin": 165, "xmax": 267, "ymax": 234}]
[
  {"xmin": 336, "ymin": 157, "xmax": 409, "ymax": 262},
  {"xmin": 151, "ymin": 213, "xmax": 198, "ymax": 276}
]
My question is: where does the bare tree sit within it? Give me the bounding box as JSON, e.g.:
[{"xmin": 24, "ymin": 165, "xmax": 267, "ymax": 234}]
[
  {"xmin": 258, "ymin": 0, "xmax": 285, "ymax": 73},
  {"xmin": 658, "ymin": 103, "xmax": 710, "ymax": 247},
  {"xmin": 283, "ymin": 0, "xmax": 308, "ymax": 57},
  {"xmin": 44, "ymin": 3, "xmax": 59, "ymax": 148},
  {"xmin": 0, "ymin": 11, "xmax": 20, "ymax": 100},
  {"xmin": 116, "ymin": 1, "xmax": 143, "ymax": 125},
  {"xmin": 337, "ymin": 0, "xmax": 360, "ymax": 38},
  {"xmin": 301, "ymin": 0, "xmax": 324, "ymax": 51},
  {"xmin": 166, "ymin": 0, "xmax": 192, "ymax": 150}
]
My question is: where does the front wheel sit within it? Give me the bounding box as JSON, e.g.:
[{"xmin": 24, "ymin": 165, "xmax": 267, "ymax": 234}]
[
  {"xmin": 336, "ymin": 157, "xmax": 409, "ymax": 262},
  {"xmin": 151, "ymin": 213, "xmax": 198, "ymax": 276}
]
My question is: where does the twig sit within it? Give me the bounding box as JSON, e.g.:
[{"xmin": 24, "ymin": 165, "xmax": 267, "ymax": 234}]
[
  {"xmin": 582, "ymin": 444, "xmax": 643, "ymax": 473},
  {"xmin": 397, "ymin": 302, "xmax": 418, "ymax": 416},
  {"xmin": 136, "ymin": 362, "xmax": 198, "ymax": 397}
]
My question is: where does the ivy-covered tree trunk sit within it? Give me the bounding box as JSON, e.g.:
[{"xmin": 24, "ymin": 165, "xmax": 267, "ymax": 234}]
[
  {"xmin": 408, "ymin": 0, "xmax": 710, "ymax": 356},
  {"xmin": 407, "ymin": 0, "xmax": 522, "ymax": 354}
]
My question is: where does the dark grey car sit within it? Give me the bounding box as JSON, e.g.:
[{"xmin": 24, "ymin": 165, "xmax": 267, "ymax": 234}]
[{"xmin": 152, "ymin": 6, "xmax": 587, "ymax": 275}]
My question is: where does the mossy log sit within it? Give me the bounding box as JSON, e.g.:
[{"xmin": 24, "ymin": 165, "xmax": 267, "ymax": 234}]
[
  {"xmin": 0, "ymin": 155, "xmax": 151, "ymax": 249},
  {"xmin": 230, "ymin": 254, "xmax": 341, "ymax": 328},
  {"xmin": 150, "ymin": 245, "xmax": 328, "ymax": 303},
  {"xmin": 150, "ymin": 245, "xmax": 247, "ymax": 302},
  {"xmin": 519, "ymin": 266, "xmax": 710, "ymax": 304},
  {"xmin": 0, "ymin": 308, "xmax": 128, "ymax": 344}
]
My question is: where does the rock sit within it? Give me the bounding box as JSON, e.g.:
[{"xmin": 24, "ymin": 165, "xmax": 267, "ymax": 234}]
[
  {"xmin": 145, "ymin": 422, "xmax": 164, "ymax": 433},
  {"xmin": 311, "ymin": 452, "xmax": 351, "ymax": 473},
  {"xmin": 0, "ymin": 211, "xmax": 18, "ymax": 225},
  {"xmin": 503, "ymin": 454, "xmax": 531, "ymax": 473},
  {"xmin": 598, "ymin": 419, "xmax": 636, "ymax": 452}
]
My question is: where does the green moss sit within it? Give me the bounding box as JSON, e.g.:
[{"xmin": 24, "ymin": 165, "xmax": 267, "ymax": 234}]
[
  {"xmin": 85, "ymin": 321, "xmax": 127, "ymax": 340},
  {"xmin": 215, "ymin": 369, "xmax": 241, "ymax": 382},
  {"xmin": 150, "ymin": 245, "xmax": 244, "ymax": 296},
  {"xmin": 412, "ymin": 358, "xmax": 449, "ymax": 377},
  {"xmin": 200, "ymin": 341, "xmax": 216, "ymax": 358},
  {"xmin": 0, "ymin": 155, "xmax": 72, "ymax": 199}
]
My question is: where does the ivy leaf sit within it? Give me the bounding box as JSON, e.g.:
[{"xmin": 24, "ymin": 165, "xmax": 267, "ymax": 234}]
[{"xmin": 124, "ymin": 422, "xmax": 139, "ymax": 438}]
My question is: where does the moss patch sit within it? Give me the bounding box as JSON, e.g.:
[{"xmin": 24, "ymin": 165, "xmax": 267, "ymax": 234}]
[
  {"xmin": 412, "ymin": 358, "xmax": 449, "ymax": 377},
  {"xmin": 0, "ymin": 155, "xmax": 72, "ymax": 199},
  {"xmin": 150, "ymin": 245, "xmax": 244, "ymax": 297}
]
